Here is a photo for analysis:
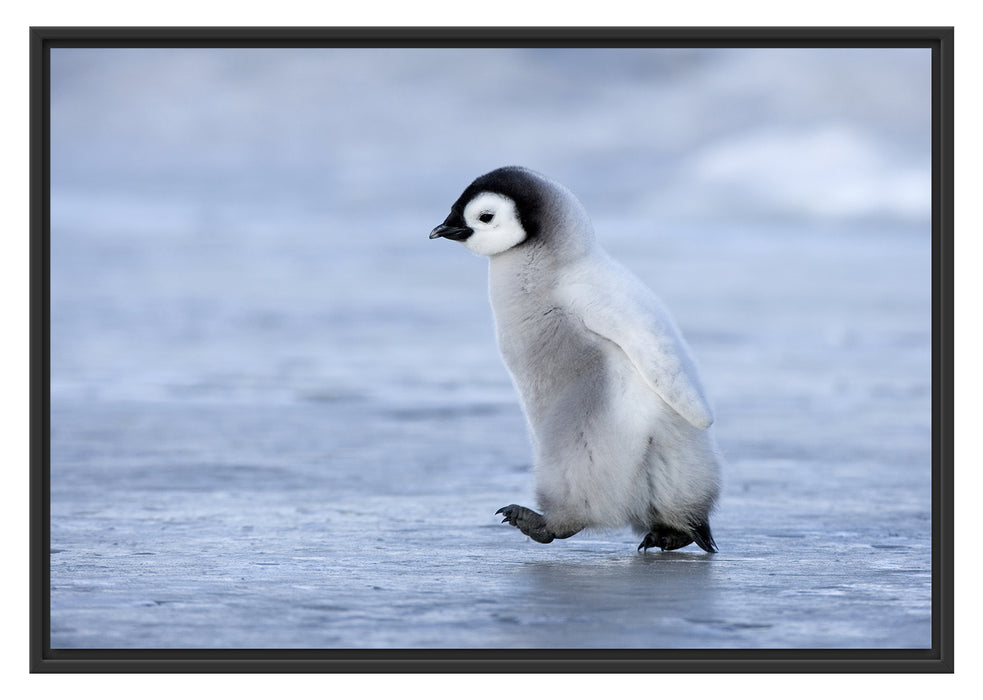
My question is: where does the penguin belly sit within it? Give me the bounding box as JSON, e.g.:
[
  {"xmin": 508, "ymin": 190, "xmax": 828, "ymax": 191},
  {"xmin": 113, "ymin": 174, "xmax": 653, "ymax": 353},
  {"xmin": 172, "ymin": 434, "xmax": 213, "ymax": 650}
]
[{"xmin": 495, "ymin": 306, "xmax": 657, "ymax": 533}]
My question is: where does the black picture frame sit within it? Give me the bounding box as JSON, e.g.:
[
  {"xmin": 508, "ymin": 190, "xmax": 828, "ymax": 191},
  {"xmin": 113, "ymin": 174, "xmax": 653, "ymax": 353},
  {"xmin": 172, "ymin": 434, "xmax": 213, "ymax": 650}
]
[{"xmin": 30, "ymin": 25, "xmax": 954, "ymax": 673}]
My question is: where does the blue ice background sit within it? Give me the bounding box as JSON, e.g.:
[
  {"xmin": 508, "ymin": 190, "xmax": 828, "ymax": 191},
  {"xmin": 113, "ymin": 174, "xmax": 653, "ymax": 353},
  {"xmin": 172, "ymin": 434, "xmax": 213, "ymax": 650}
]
[{"xmin": 48, "ymin": 48, "xmax": 933, "ymax": 648}]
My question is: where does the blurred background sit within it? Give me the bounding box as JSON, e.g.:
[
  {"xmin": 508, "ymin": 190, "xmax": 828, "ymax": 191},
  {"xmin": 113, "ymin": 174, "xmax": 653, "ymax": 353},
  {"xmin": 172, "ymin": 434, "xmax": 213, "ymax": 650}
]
[
  {"xmin": 49, "ymin": 48, "xmax": 930, "ymax": 409},
  {"xmin": 48, "ymin": 48, "xmax": 934, "ymax": 649}
]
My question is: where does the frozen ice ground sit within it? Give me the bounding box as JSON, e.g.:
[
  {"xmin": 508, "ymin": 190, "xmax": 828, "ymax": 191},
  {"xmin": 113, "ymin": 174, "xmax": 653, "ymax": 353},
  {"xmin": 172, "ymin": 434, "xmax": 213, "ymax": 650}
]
[{"xmin": 48, "ymin": 48, "xmax": 932, "ymax": 648}]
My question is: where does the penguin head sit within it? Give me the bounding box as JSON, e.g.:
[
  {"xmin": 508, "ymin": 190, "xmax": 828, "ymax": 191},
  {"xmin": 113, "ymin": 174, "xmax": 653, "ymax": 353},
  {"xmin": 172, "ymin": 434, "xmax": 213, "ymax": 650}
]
[
  {"xmin": 447, "ymin": 191, "xmax": 527, "ymax": 257},
  {"xmin": 431, "ymin": 166, "xmax": 596, "ymax": 260},
  {"xmin": 430, "ymin": 166, "xmax": 548, "ymax": 257}
]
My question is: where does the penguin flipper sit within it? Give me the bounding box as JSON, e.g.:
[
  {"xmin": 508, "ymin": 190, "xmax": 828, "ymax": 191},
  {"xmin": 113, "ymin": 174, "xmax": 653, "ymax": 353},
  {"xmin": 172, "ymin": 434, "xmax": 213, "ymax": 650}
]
[
  {"xmin": 564, "ymin": 278, "xmax": 715, "ymax": 431},
  {"xmin": 495, "ymin": 504, "xmax": 579, "ymax": 544}
]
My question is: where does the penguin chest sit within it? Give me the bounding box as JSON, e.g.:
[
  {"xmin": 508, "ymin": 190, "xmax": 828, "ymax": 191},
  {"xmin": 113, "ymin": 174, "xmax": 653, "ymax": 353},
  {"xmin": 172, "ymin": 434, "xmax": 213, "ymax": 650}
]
[{"xmin": 494, "ymin": 302, "xmax": 606, "ymax": 417}]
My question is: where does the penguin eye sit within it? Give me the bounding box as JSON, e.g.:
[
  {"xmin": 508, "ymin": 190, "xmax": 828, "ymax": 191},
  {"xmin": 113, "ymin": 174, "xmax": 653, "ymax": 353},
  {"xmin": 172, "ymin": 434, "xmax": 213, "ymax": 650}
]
[{"xmin": 478, "ymin": 212, "xmax": 494, "ymax": 224}]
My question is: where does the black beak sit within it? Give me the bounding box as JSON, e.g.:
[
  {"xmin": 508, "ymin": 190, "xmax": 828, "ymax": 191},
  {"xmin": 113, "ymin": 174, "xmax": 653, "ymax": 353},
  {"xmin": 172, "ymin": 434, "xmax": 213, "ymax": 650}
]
[{"xmin": 429, "ymin": 223, "xmax": 473, "ymax": 241}]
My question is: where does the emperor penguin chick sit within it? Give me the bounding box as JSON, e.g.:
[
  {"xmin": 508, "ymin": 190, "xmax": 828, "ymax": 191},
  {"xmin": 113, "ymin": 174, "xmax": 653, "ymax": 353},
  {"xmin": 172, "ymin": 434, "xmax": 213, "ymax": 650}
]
[{"xmin": 430, "ymin": 166, "xmax": 722, "ymax": 553}]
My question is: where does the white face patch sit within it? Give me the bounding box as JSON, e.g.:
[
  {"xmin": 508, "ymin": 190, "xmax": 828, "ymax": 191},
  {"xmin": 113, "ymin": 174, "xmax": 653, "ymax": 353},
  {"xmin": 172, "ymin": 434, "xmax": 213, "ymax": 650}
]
[{"xmin": 461, "ymin": 192, "xmax": 527, "ymax": 257}]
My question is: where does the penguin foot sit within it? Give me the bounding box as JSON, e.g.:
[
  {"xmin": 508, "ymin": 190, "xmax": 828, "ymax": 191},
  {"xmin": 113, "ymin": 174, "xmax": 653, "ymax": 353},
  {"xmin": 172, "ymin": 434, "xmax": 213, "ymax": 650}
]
[
  {"xmin": 638, "ymin": 522, "xmax": 717, "ymax": 553},
  {"xmin": 638, "ymin": 528, "xmax": 692, "ymax": 552},
  {"xmin": 495, "ymin": 504, "xmax": 579, "ymax": 544}
]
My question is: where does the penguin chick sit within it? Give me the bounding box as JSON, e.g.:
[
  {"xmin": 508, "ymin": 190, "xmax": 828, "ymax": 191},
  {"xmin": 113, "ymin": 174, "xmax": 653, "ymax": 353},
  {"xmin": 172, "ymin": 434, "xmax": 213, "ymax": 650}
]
[{"xmin": 430, "ymin": 166, "xmax": 721, "ymax": 553}]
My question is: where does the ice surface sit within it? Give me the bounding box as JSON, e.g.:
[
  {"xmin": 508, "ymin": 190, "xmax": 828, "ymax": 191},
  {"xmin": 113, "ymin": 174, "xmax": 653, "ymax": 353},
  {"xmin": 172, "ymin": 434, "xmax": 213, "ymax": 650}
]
[{"xmin": 48, "ymin": 47, "xmax": 932, "ymax": 648}]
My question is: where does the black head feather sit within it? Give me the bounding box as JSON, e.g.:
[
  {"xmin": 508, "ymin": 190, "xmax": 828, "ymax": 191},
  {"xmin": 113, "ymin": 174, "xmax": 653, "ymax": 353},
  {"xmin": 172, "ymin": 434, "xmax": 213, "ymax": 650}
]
[{"xmin": 441, "ymin": 166, "xmax": 546, "ymax": 240}]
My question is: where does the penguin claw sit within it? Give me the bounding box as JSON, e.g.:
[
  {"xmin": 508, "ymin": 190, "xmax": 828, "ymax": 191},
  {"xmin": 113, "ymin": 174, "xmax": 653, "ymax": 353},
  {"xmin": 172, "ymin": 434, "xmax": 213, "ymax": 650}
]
[
  {"xmin": 496, "ymin": 504, "xmax": 531, "ymax": 528},
  {"xmin": 691, "ymin": 521, "xmax": 718, "ymax": 553}
]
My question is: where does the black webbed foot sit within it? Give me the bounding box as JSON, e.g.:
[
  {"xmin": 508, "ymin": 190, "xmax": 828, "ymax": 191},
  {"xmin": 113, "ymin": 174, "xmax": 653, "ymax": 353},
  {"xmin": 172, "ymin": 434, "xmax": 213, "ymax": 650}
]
[
  {"xmin": 495, "ymin": 504, "xmax": 579, "ymax": 544},
  {"xmin": 637, "ymin": 528, "xmax": 693, "ymax": 552},
  {"xmin": 638, "ymin": 521, "xmax": 717, "ymax": 553}
]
